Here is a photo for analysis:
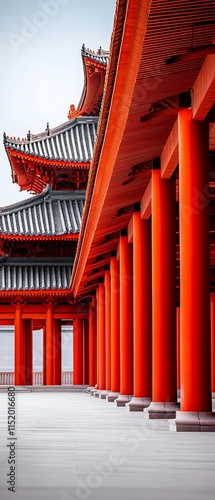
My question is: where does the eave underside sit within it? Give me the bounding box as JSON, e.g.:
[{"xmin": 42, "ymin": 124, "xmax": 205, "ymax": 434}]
[{"xmin": 71, "ymin": 0, "xmax": 215, "ymax": 297}]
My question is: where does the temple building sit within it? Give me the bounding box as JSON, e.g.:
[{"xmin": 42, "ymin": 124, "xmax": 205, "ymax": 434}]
[{"xmin": 1, "ymin": 0, "xmax": 215, "ymax": 433}]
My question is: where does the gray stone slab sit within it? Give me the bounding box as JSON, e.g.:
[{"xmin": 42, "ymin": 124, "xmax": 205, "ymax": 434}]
[{"xmin": 0, "ymin": 392, "xmax": 215, "ymax": 499}]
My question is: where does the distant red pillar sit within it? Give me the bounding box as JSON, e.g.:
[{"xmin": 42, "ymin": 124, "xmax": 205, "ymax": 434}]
[
  {"xmin": 73, "ymin": 319, "xmax": 83, "ymax": 385},
  {"xmin": 14, "ymin": 304, "xmax": 25, "ymax": 386},
  {"xmin": 176, "ymin": 307, "xmax": 180, "ymax": 391},
  {"xmin": 89, "ymin": 298, "xmax": 97, "ymax": 387},
  {"xmin": 24, "ymin": 319, "xmax": 33, "ymax": 386},
  {"xmin": 109, "ymin": 256, "xmax": 120, "ymax": 398},
  {"xmin": 104, "ymin": 271, "xmax": 111, "ymax": 391},
  {"xmin": 46, "ymin": 304, "xmax": 54, "ymax": 385},
  {"xmin": 43, "ymin": 325, "xmax": 46, "ymax": 385},
  {"xmin": 83, "ymin": 319, "xmax": 89, "ymax": 385},
  {"xmin": 53, "ymin": 320, "xmax": 61, "ymax": 385},
  {"xmin": 129, "ymin": 213, "xmax": 152, "ymax": 410},
  {"xmin": 116, "ymin": 232, "xmax": 133, "ymax": 405},
  {"xmin": 211, "ymin": 293, "xmax": 215, "ymax": 393},
  {"xmin": 145, "ymin": 169, "xmax": 177, "ymax": 419},
  {"xmin": 179, "ymin": 109, "xmax": 211, "ymax": 413},
  {"xmin": 97, "ymin": 283, "xmax": 106, "ymax": 390}
]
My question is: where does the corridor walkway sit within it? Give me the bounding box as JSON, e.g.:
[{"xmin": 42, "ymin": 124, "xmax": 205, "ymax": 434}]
[{"xmin": 0, "ymin": 391, "xmax": 215, "ymax": 500}]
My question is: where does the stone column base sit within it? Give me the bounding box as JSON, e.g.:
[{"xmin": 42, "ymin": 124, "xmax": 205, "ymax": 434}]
[
  {"xmin": 89, "ymin": 388, "xmax": 98, "ymax": 396},
  {"xmin": 126, "ymin": 397, "xmax": 151, "ymax": 412},
  {"xmin": 169, "ymin": 411, "xmax": 215, "ymax": 432},
  {"xmin": 115, "ymin": 394, "xmax": 132, "ymax": 407},
  {"xmin": 83, "ymin": 386, "xmax": 94, "ymax": 393},
  {"xmin": 106, "ymin": 391, "xmax": 120, "ymax": 402},
  {"xmin": 93, "ymin": 390, "xmax": 103, "ymax": 398},
  {"xmin": 99, "ymin": 390, "xmax": 111, "ymax": 400},
  {"xmin": 144, "ymin": 401, "xmax": 179, "ymax": 419}
]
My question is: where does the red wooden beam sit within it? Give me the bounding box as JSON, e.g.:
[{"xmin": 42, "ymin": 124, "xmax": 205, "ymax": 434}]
[
  {"xmin": 141, "ymin": 180, "xmax": 151, "ymax": 219},
  {"xmin": 193, "ymin": 55, "xmax": 215, "ymax": 120},
  {"xmin": 161, "ymin": 119, "xmax": 178, "ymax": 179}
]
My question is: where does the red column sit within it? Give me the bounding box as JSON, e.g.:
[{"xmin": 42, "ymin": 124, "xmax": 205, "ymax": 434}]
[
  {"xmin": 46, "ymin": 303, "xmax": 54, "ymax": 385},
  {"xmin": 179, "ymin": 108, "xmax": 211, "ymax": 413},
  {"xmin": 110, "ymin": 257, "xmax": 120, "ymax": 393},
  {"xmin": 89, "ymin": 298, "xmax": 97, "ymax": 387},
  {"xmin": 73, "ymin": 319, "xmax": 83, "ymax": 385},
  {"xmin": 53, "ymin": 320, "xmax": 61, "ymax": 385},
  {"xmin": 97, "ymin": 283, "xmax": 106, "ymax": 390},
  {"xmin": 43, "ymin": 325, "xmax": 46, "ymax": 385},
  {"xmin": 176, "ymin": 307, "xmax": 180, "ymax": 391},
  {"xmin": 129, "ymin": 213, "xmax": 152, "ymax": 411},
  {"xmin": 105, "ymin": 271, "xmax": 111, "ymax": 391},
  {"xmin": 211, "ymin": 293, "xmax": 215, "ymax": 393},
  {"xmin": 14, "ymin": 304, "xmax": 25, "ymax": 386},
  {"xmin": 107, "ymin": 256, "xmax": 120, "ymax": 402},
  {"xmin": 24, "ymin": 319, "xmax": 33, "ymax": 386},
  {"xmin": 83, "ymin": 320, "xmax": 89, "ymax": 385},
  {"xmin": 116, "ymin": 232, "xmax": 133, "ymax": 405},
  {"xmin": 145, "ymin": 169, "xmax": 177, "ymax": 419}
]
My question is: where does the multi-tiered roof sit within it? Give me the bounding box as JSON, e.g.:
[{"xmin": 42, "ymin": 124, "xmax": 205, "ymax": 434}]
[{"xmin": 1, "ymin": 46, "xmax": 109, "ymax": 298}]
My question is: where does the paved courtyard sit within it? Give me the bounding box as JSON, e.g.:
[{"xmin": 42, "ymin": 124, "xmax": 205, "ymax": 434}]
[{"xmin": 0, "ymin": 391, "xmax": 215, "ymax": 500}]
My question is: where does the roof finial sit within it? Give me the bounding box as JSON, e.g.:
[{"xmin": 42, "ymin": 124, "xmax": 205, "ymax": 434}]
[
  {"xmin": 46, "ymin": 122, "xmax": 50, "ymax": 136},
  {"xmin": 27, "ymin": 130, "xmax": 31, "ymax": 141}
]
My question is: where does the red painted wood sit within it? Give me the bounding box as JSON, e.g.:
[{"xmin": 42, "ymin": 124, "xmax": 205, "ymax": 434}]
[
  {"xmin": 110, "ymin": 257, "xmax": 120, "ymax": 393},
  {"xmin": 24, "ymin": 319, "xmax": 33, "ymax": 385},
  {"xmin": 152, "ymin": 169, "xmax": 177, "ymax": 403},
  {"xmin": 211, "ymin": 294, "xmax": 215, "ymax": 393},
  {"xmin": 43, "ymin": 326, "xmax": 46, "ymax": 385},
  {"xmin": 97, "ymin": 283, "xmax": 106, "ymax": 390},
  {"xmin": 73, "ymin": 319, "xmax": 83, "ymax": 385},
  {"xmin": 89, "ymin": 301, "xmax": 97, "ymax": 387},
  {"xmin": 45, "ymin": 305, "xmax": 54, "ymax": 385},
  {"xmin": 133, "ymin": 213, "xmax": 152, "ymax": 398},
  {"xmin": 14, "ymin": 306, "xmax": 25, "ymax": 386},
  {"xmin": 179, "ymin": 108, "xmax": 211, "ymax": 412},
  {"xmin": 83, "ymin": 319, "xmax": 89, "ymax": 385},
  {"xmin": 176, "ymin": 307, "xmax": 180, "ymax": 391},
  {"xmin": 119, "ymin": 236, "xmax": 133, "ymax": 396},
  {"xmin": 53, "ymin": 320, "xmax": 61, "ymax": 385},
  {"xmin": 104, "ymin": 271, "xmax": 111, "ymax": 391}
]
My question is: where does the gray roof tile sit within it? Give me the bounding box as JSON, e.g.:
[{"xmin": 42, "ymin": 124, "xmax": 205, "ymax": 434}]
[
  {"xmin": 4, "ymin": 116, "xmax": 98, "ymax": 163},
  {"xmin": 0, "ymin": 257, "xmax": 72, "ymax": 291},
  {"xmin": 0, "ymin": 186, "xmax": 85, "ymax": 237}
]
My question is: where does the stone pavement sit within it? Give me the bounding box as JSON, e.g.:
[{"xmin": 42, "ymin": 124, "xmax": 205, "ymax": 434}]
[{"xmin": 0, "ymin": 391, "xmax": 215, "ymax": 500}]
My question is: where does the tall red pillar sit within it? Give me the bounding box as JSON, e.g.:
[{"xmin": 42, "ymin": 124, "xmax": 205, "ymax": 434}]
[
  {"xmin": 24, "ymin": 319, "xmax": 33, "ymax": 386},
  {"xmin": 53, "ymin": 320, "xmax": 61, "ymax": 385},
  {"xmin": 46, "ymin": 303, "xmax": 54, "ymax": 385},
  {"xmin": 43, "ymin": 325, "xmax": 46, "ymax": 385},
  {"xmin": 179, "ymin": 109, "xmax": 210, "ymax": 411},
  {"xmin": 73, "ymin": 319, "xmax": 84, "ymax": 385},
  {"xmin": 104, "ymin": 270, "xmax": 111, "ymax": 394},
  {"xmin": 128, "ymin": 213, "xmax": 152, "ymax": 411},
  {"xmin": 89, "ymin": 298, "xmax": 97, "ymax": 387},
  {"xmin": 14, "ymin": 304, "xmax": 25, "ymax": 386},
  {"xmin": 211, "ymin": 293, "xmax": 215, "ymax": 393},
  {"xmin": 107, "ymin": 256, "xmax": 120, "ymax": 402},
  {"xmin": 115, "ymin": 231, "xmax": 133, "ymax": 406},
  {"xmin": 171, "ymin": 108, "xmax": 214, "ymax": 431},
  {"xmin": 145, "ymin": 169, "xmax": 178, "ymax": 419},
  {"xmin": 83, "ymin": 319, "xmax": 89, "ymax": 385},
  {"xmin": 176, "ymin": 307, "xmax": 180, "ymax": 391},
  {"xmin": 96, "ymin": 282, "xmax": 106, "ymax": 394}
]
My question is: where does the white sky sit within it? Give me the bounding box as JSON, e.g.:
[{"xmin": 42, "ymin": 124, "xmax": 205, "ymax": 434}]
[{"xmin": 0, "ymin": 0, "xmax": 116, "ymax": 206}]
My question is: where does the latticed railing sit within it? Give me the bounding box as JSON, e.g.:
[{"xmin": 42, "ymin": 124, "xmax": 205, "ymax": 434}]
[{"xmin": 0, "ymin": 372, "xmax": 73, "ymax": 385}]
